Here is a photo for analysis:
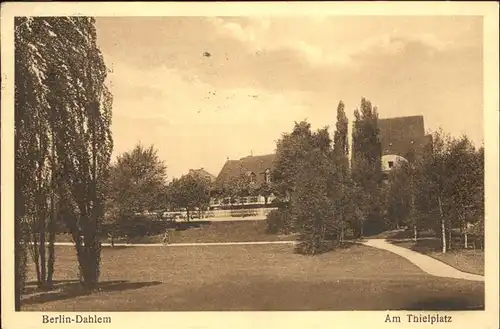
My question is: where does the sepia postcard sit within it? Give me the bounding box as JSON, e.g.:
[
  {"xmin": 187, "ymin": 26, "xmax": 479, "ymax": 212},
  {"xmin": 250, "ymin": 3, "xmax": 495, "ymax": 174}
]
[{"xmin": 1, "ymin": 2, "xmax": 499, "ymax": 329}]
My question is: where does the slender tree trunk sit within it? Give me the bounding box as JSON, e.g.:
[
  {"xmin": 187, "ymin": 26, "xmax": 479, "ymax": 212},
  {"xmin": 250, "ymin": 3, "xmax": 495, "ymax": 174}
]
[
  {"xmin": 47, "ymin": 132, "xmax": 56, "ymax": 288},
  {"xmin": 39, "ymin": 216, "xmax": 46, "ymax": 286},
  {"xmin": 447, "ymin": 221, "xmax": 452, "ymax": 251},
  {"xmin": 46, "ymin": 196, "xmax": 56, "ymax": 288},
  {"xmin": 438, "ymin": 196, "xmax": 446, "ymax": 253},
  {"xmin": 441, "ymin": 218, "xmax": 447, "ymax": 254},
  {"xmin": 461, "ymin": 218, "xmax": 468, "ymax": 249},
  {"xmin": 31, "ymin": 233, "xmax": 42, "ymax": 284},
  {"xmin": 15, "ymin": 212, "xmax": 28, "ymax": 311},
  {"xmin": 410, "ymin": 182, "xmax": 416, "ymax": 242},
  {"xmin": 464, "ymin": 229, "xmax": 468, "ymax": 249}
]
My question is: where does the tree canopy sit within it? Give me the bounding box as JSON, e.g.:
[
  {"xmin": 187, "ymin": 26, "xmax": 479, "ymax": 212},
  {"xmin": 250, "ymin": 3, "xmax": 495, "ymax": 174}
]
[{"xmin": 15, "ymin": 17, "xmax": 113, "ymax": 296}]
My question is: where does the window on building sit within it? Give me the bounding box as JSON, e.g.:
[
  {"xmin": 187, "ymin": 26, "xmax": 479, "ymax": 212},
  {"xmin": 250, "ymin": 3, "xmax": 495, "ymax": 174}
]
[
  {"xmin": 247, "ymin": 171, "xmax": 257, "ymax": 185},
  {"xmin": 388, "ymin": 161, "xmax": 394, "ymax": 169},
  {"xmin": 249, "ymin": 196, "xmax": 258, "ymax": 203},
  {"xmin": 265, "ymin": 169, "xmax": 272, "ymax": 183}
]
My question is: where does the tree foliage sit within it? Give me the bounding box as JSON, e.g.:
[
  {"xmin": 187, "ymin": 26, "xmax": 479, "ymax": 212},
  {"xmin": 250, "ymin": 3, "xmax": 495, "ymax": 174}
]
[
  {"xmin": 15, "ymin": 17, "xmax": 113, "ymax": 293},
  {"xmin": 385, "ymin": 161, "xmax": 413, "ymax": 230},
  {"xmin": 108, "ymin": 145, "xmax": 167, "ymax": 216},
  {"xmin": 273, "ymin": 121, "xmax": 331, "ymax": 198},
  {"xmin": 331, "ymin": 101, "xmax": 351, "ymax": 241},
  {"xmin": 107, "ymin": 144, "xmax": 167, "ymax": 235},
  {"xmin": 169, "ymin": 174, "xmax": 211, "ymax": 220},
  {"xmin": 293, "ymin": 148, "xmax": 336, "ymax": 254},
  {"xmin": 274, "ymin": 120, "xmax": 337, "ymax": 253},
  {"xmin": 351, "ymin": 98, "xmax": 383, "ymax": 236},
  {"xmin": 411, "ymin": 130, "xmax": 484, "ymax": 252}
]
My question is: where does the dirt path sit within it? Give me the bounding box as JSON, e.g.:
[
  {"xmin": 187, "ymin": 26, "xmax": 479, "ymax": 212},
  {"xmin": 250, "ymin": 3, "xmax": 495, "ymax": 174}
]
[
  {"xmin": 51, "ymin": 241, "xmax": 297, "ymax": 247},
  {"xmin": 361, "ymin": 239, "xmax": 484, "ymax": 282}
]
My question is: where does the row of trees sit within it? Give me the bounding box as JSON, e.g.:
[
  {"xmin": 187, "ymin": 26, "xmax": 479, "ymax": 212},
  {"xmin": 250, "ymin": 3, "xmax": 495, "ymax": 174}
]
[
  {"xmin": 384, "ymin": 130, "xmax": 484, "ymax": 252},
  {"xmin": 105, "ymin": 143, "xmax": 281, "ymax": 237},
  {"xmin": 271, "ymin": 98, "xmax": 484, "ymax": 255},
  {"xmin": 15, "ymin": 17, "xmax": 113, "ymax": 308},
  {"xmin": 105, "ymin": 144, "xmax": 213, "ymax": 235}
]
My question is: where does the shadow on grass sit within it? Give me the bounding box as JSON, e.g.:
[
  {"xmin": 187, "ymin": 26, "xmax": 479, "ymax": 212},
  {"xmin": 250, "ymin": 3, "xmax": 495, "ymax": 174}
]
[
  {"xmin": 174, "ymin": 221, "xmax": 212, "ymax": 232},
  {"xmin": 403, "ymin": 296, "xmax": 484, "ymax": 310},
  {"xmin": 294, "ymin": 240, "xmax": 359, "ymax": 255},
  {"xmin": 102, "ymin": 246, "xmax": 131, "ymax": 250},
  {"xmin": 390, "ymin": 238, "xmax": 442, "ymax": 253},
  {"xmin": 366, "ymin": 229, "xmax": 437, "ymax": 240},
  {"xmin": 161, "ymin": 276, "xmax": 484, "ymax": 311},
  {"xmin": 390, "ymin": 237, "xmax": 478, "ymax": 254},
  {"xmin": 22, "ymin": 280, "xmax": 162, "ymax": 306}
]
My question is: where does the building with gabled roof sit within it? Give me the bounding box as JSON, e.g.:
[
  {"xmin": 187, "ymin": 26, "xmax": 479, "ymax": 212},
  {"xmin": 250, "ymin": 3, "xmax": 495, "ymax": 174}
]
[
  {"xmin": 212, "ymin": 154, "xmax": 276, "ymax": 208},
  {"xmin": 215, "ymin": 154, "xmax": 275, "ymax": 188},
  {"xmin": 378, "ymin": 115, "xmax": 432, "ymax": 172}
]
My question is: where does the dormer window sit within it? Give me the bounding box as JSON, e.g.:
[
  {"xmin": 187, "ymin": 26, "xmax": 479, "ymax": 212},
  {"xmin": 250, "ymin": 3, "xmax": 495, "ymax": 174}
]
[
  {"xmin": 246, "ymin": 171, "xmax": 257, "ymax": 185},
  {"xmin": 265, "ymin": 168, "xmax": 272, "ymax": 184}
]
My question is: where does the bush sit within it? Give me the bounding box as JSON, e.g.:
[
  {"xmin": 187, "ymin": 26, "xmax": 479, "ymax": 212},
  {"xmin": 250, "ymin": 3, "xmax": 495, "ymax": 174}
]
[
  {"xmin": 266, "ymin": 209, "xmax": 282, "ymax": 234},
  {"xmin": 265, "ymin": 208, "xmax": 293, "ymax": 234},
  {"xmin": 295, "ymin": 239, "xmax": 333, "ymax": 255}
]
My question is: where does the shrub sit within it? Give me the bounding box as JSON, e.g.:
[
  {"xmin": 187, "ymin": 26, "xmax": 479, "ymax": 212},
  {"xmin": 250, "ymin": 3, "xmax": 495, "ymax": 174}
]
[
  {"xmin": 266, "ymin": 208, "xmax": 293, "ymax": 234},
  {"xmin": 266, "ymin": 209, "xmax": 282, "ymax": 234}
]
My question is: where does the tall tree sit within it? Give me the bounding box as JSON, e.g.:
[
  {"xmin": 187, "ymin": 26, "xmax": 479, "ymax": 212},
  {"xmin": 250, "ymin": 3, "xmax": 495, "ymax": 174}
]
[
  {"xmin": 274, "ymin": 121, "xmax": 336, "ymax": 253},
  {"xmin": 417, "ymin": 129, "xmax": 451, "ymax": 253},
  {"xmin": 444, "ymin": 135, "xmax": 483, "ymax": 249},
  {"xmin": 293, "ymin": 149, "xmax": 335, "ymax": 254},
  {"xmin": 351, "ymin": 98, "xmax": 382, "ymax": 236},
  {"xmin": 332, "ymin": 101, "xmax": 350, "ymax": 241},
  {"xmin": 333, "ymin": 101, "xmax": 349, "ymax": 160},
  {"xmin": 15, "ymin": 17, "xmax": 113, "ymax": 292}
]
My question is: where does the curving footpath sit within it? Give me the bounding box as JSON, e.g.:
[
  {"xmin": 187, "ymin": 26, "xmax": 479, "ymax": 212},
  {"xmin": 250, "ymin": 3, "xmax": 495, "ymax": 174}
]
[{"xmin": 361, "ymin": 239, "xmax": 484, "ymax": 282}]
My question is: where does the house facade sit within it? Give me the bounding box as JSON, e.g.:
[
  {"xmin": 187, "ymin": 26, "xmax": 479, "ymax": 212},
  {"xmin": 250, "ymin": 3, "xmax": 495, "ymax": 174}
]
[{"xmin": 211, "ymin": 154, "xmax": 276, "ymax": 209}]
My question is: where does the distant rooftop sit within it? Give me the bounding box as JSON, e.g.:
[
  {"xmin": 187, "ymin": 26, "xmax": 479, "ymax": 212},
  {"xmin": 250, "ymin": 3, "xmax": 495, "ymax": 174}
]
[
  {"xmin": 215, "ymin": 154, "xmax": 275, "ymax": 187},
  {"xmin": 188, "ymin": 168, "xmax": 216, "ymax": 182}
]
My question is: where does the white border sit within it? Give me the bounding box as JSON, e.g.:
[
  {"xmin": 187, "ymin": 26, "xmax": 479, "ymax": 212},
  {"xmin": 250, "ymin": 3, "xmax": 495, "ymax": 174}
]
[{"xmin": 1, "ymin": 2, "xmax": 498, "ymax": 329}]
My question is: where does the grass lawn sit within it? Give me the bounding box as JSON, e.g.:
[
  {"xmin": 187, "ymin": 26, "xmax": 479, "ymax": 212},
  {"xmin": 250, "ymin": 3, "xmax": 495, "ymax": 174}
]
[
  {"xmin": 56, "ymin": 220, "xmax": 297, "ymax": 244},
  {"xmin": 22, "ymin": 244, "xmax": 484, "ymax": 311},
  {"xmin": 390, "ymin": 239, "xmax": 484, "ymax": 276}
]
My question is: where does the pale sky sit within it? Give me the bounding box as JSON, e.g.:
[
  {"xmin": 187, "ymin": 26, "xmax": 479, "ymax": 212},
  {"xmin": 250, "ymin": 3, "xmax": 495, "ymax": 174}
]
[{"xmin": 94, "ymin": 16, "xmax": 483, "ymax": 180}]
